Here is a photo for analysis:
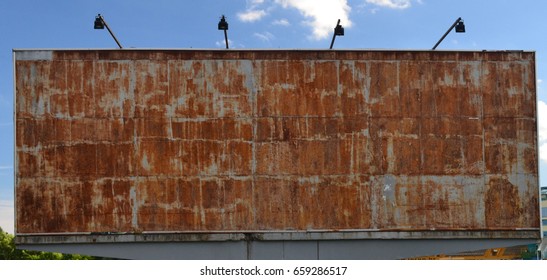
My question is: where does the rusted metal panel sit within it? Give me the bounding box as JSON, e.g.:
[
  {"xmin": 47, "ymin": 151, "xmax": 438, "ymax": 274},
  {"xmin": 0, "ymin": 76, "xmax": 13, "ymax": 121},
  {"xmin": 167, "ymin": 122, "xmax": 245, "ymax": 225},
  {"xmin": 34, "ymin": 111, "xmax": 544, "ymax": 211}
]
[{"xmin": 15, "ymin": 50, "xmax": 539, "ymax": 238}]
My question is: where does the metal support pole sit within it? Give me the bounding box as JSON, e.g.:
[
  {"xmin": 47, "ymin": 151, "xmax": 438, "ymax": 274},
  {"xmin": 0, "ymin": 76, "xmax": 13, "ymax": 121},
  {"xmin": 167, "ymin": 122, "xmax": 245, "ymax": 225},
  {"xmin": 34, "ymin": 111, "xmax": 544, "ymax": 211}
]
[
  {"xmin": 432, "ymin": 17, "xmax": 462, "ymax": 50},
  {"xmin": 100, "ymin": 15, "xmax": 123, "ymax": 49},
  {"xmin": 224, "ymin": 30, "xmax": 229, "ymax": 49}
]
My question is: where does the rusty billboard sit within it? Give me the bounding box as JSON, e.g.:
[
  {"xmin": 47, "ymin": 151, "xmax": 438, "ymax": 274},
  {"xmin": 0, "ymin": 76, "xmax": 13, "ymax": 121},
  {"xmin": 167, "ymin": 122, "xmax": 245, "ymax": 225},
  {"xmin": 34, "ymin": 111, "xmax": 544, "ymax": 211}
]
[{"xmin": 14, "ymin": 50, "xmax": 539, "ymax": 242}]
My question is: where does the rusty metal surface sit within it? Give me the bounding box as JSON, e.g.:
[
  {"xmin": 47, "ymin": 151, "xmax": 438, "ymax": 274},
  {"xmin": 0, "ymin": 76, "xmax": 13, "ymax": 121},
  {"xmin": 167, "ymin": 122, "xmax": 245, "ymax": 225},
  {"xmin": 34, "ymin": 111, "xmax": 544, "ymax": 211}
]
[{"xmin": 14, "ymin": 50, "xmax": 539, "ymax": 236}]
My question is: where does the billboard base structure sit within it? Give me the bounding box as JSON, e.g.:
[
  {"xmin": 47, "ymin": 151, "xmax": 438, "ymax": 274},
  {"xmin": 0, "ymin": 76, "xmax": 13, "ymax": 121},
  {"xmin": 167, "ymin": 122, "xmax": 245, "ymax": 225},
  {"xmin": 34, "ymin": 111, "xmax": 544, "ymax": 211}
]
[{"xmin": 17, "ymin": 231, "xmax": 539, "ymax": 259}]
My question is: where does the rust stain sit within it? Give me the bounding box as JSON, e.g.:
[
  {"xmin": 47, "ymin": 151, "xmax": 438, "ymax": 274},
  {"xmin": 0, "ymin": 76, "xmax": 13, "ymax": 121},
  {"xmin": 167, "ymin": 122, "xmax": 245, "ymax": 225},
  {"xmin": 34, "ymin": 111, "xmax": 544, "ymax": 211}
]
[{"xmin": 15, "ymin": 50, "xmax": 539, "ymax": 235}]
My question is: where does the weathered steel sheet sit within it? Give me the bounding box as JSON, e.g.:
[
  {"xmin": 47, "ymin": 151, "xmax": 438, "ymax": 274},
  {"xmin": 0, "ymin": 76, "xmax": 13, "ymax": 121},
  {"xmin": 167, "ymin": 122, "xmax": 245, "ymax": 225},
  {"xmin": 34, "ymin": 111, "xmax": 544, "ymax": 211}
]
[{"xmin": 15, "ymin": 50, "xmax": 539, "ymax": 236}]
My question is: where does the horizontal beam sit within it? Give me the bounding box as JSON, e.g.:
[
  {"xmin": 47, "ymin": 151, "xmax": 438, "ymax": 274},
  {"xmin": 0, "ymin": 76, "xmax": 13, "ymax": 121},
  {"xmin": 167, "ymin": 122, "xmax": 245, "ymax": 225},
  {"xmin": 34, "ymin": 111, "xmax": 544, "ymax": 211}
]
[{"xmin": 16, "ymin": 230, "xmax": 540, "ymax": 245}]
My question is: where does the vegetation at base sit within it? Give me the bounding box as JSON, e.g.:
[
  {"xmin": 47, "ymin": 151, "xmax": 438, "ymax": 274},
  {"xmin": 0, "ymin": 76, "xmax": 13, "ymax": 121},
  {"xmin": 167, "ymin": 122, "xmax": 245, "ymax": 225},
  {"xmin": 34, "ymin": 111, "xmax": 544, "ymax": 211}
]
[
  {"xmin": 520, "ymin": 244, "xmax": 539, "ymax": 260},
  {"xmin": 0, "ymin": 226, "xmax": 104, "ymax": 260}
]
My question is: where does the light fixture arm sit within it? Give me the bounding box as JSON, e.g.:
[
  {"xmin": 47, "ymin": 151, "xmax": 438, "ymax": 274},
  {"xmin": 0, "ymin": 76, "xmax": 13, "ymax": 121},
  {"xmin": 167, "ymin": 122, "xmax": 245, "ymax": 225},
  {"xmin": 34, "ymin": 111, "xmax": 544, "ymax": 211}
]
[
  {"xmin": 223, "ymin": 29, "xmax": 229, "ymax": 49},
  {"xmin": 98, "ymin": 15, "xmax": 123, "ymax": 49},
  {"xmin": 218, "ymin": 15, "xmax": 229, "ymax": 49},
  {"xmin": 432, "ymin": 17, "xmax": 462, "ymax": 50},
  {"xmin": 330, "ymin": 19, "xmax": 341, "ymax": 50}
]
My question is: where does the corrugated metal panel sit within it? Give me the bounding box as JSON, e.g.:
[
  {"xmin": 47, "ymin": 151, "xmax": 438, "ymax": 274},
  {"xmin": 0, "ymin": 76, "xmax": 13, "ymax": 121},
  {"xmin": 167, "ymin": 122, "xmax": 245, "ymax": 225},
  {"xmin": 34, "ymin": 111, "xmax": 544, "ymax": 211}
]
[{"xmin": 15, "ymin": 50, "xmax": 539, "ymax": 236}]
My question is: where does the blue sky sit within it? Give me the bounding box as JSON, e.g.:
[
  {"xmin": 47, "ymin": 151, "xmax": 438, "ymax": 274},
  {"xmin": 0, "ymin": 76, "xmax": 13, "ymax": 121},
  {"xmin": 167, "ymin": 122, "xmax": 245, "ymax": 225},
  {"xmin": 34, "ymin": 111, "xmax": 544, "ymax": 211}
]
[{"xmin": 1, "ymin": 0, "xmax": 547, "ymax": 233}]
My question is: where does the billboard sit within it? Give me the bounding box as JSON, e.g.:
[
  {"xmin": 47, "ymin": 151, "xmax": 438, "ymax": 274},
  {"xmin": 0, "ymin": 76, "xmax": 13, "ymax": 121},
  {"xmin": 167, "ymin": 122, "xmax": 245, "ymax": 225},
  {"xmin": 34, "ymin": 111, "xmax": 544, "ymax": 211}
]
[{"xmin": 15, "ymin": 50, "xmax": 539, "ymax": 243}]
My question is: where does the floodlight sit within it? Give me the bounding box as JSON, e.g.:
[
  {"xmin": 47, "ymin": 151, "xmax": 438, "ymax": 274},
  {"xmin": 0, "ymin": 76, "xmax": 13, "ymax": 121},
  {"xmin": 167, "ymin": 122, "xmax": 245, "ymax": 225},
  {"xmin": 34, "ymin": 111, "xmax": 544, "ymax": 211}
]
[
  {"xmin": 94, "ymin": 15, "xmax": 105, "ymax": 29},
  {"xmin": 432, "ymin": 17, "xmax": 466, "ymax": 50},
  {"xmin": 218, "ymin": 15, "xmax": 228, "ymax": 31},
  {"xmin": 455, "ymin": 20, "xmax": 466, "ymax": 33},
  {"xmin": 330, "ymin": 19, "xmax": 344, "ymax": 49},
  {"xmin": 218, "ymin": 15, "xmax": 229, "ymax": 49},
  {"xmin": 93, "ymin": 14, "xmax": 123, "ymax": 49}
]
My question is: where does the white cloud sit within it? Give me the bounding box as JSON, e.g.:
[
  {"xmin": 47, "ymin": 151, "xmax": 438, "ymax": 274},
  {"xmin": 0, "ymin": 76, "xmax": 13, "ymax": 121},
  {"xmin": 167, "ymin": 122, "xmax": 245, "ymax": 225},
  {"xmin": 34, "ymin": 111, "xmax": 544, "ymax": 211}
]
[
  {"xmin": 365, "ymin": 0, "xmax": 414, "ymax": 9},
  {"xmin": 238, "ymin": 9, "xmax": 267, "ymax": 22},
  {"xmin": 238, "ymin": 0, "xmax": 269, "ymax": 22},
  {"xmin": 254, "ymin": 32, "xmax": 275, "ymax": 42},
  {"xmin": 272, "ymin": 18, "xmax": 290, "ymax": 26},
  {"xmin": 0, "ymin": 200, "xmax": 14, "ymax": 234},
  {"xmin": 215, "ymin": 39, "xmax": 245, "ymax": 49},
  {"xmin": 215, "ymin": 39, "xmax": 234, "ymax": 48},
  {"xmin": 275, "ymin": 0, "xmax": 352, "ymax": 40}
]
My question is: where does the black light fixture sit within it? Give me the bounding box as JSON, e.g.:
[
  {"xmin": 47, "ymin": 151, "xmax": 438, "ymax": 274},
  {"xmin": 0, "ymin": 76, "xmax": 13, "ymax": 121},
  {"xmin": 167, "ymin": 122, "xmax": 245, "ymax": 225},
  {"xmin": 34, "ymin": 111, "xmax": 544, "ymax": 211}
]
[
  {"xmin": 432, "ymin": 17, "xmax": 466, "ymax": 50},
  {"xmin": 94, "ymin": 14, "xmax": 123, "ymax": 49},
  {"xmin": 94, "ymin": 15, "xmax": 105, "ymax": 29},
  {"xmin": 330, "ymin": 19, "xmax": 344, "ymax": 49},
  {"xmin": 218, "ymin": 15, "xmax": 229, "ymax": 49},
  {"xmin": 455, "ymin": 20, "xmax": 466, "ymax": 33}
]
